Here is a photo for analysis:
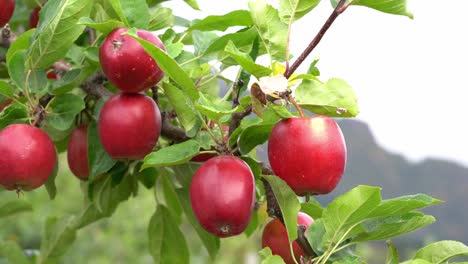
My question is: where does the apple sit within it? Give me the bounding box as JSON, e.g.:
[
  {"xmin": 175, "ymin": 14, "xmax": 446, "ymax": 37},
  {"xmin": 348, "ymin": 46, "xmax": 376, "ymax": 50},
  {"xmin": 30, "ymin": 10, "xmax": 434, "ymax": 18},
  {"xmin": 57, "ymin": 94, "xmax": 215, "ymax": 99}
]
[
  {"xmin": 67, "ymin": 124, "xmax": 89, "ymax": 180},
  {"xmin": 99, "ymin": 27, "xmax": 166, "ymax": 93},
  {"xmin": 0, "ymin": 124, "xmax": 57, "ymax": 191},
  {"xmin": 98, "ymin": 93, "xmax": 161, "ymax": 160},
  {"xmin": 268, "ymin": 116, "xmax": 347, "ymax": 195},
  {"xmin": 29, "ymin": 6, "xmax": 40, "ymax": 28},
  {"xmin": 47, "ymin": 71, "xmax": 57, "ymax": 80},
  {"xmin": 0, "ymin": 0, "xmax": 15, "ymax": 26},
  {"xmin": 190, "ymin": 156, "xmax": 255, "ymax": 237},
  {"xmin": 262, "ymin": 212, "xmax": 314, "ymax": 264}
]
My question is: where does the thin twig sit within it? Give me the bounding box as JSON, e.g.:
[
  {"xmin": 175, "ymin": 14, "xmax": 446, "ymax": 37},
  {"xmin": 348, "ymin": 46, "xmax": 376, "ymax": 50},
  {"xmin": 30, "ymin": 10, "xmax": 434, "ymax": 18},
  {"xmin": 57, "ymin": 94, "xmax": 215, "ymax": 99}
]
[{"xmin": 284, "ymin": 0, "xmax": 348, "ymax": 78}]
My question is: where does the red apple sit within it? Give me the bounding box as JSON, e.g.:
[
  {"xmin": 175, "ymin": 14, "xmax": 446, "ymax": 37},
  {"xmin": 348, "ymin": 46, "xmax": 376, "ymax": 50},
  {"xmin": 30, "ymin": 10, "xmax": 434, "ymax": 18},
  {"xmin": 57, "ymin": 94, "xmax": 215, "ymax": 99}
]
[
  {"xmin": 190, "ymin": 156, "xmax": 255, "ymax": 237},
  {"xmin": 262, "ymin": 212, "xmax": 314, "ymax": 264},
  {"xmin": 46, "ymin": 70, "xmax": 57, "ymax": 80},
  {"xmin": 268, "ymin": 116, "xmax": 346, "ymax": 196},
  {"xmin": 0, "ymin": 0, "xmax": 15, "ymax": 26},
  {"xmin": 67, "ymin": 124, "xmax": 89, "ymax": 180},
  {"xmin": 29, "ymin": 6, "xmax": 40, "ymax": 28},
  {"xmin": 98, "ymin": 93, "xmax": 161, "ymax": 160},
  {"xmin": 0, "ymin": 124, "xmax": 57, "ymax": 191},
  {"xmin": 99, "ymin": 27, "xmax": 166, "ymax": 93}
]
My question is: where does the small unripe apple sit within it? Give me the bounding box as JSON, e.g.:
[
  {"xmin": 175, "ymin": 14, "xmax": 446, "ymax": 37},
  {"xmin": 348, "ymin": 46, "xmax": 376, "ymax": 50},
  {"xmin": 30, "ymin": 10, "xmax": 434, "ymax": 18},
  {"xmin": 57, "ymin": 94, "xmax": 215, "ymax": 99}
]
[
  {"xmin": 99, "ymin": 27, "xmax": 166, "ymax": 93},
  {"xmin": 0, "ymin": 124, "xmax": 57, "ymax": 191},
  {"xmin": 98, "ymin": 93, "xmax": 161, "ymax": 160},
  {"xmin": 190, "ymin": 156, "xmax": 255, "ymax": 237},
  {"xmin": 0, "ymin": 0, "xmax": 15, "ymax": 26},
  {"xmin": 29, "ymin": 6, "xmax": 40, "ymax": 28},
  {"xmin": 268, "ymin": 116, "xmax": 347, "ymax": 195},
  {"xmin": 67, "ymin": 124, "xmax": 89, "ymax": 180},
  {"xmin": 262, "ymin": 212, "xmax": 314, "ymax": 264}
]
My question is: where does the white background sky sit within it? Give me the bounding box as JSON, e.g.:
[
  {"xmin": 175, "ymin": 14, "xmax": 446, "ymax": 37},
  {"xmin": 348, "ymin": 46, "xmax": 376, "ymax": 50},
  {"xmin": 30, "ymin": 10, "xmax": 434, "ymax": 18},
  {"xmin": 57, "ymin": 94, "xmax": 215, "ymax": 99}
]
[{"xmin": 165, "ymin": 0, "xmax": 468, "ymax": 167}]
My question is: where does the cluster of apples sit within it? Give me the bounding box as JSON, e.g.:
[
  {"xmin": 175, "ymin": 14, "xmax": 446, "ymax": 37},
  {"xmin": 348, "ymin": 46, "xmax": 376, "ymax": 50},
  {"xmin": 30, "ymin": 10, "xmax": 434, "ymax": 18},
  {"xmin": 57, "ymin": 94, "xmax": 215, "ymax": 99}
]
[
  {"xmin": 67, "ymin": 27, "xmax": 166, "ymax": 181},
  {"xmin": 189, "ymin": 115, "xmax": 346, "ymax": 264}
]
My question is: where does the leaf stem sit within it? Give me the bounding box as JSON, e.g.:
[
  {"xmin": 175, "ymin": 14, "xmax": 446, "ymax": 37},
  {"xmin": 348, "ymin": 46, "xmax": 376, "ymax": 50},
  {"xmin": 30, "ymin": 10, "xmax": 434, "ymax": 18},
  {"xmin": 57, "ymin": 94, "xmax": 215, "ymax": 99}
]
[
  {"xmin": 284, "ymin": 0, "xmax": 348, "ymax": 79},
  {"xmin": 288, "ymin": 94, "xmax": 305, "ymax": 118}
]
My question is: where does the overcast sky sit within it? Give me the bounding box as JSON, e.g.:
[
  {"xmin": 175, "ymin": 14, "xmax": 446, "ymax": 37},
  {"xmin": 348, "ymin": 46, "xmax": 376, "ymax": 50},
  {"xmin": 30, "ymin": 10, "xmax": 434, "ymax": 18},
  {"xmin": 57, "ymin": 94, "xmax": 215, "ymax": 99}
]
[{"xmin": 165, "ymin": 0, "xmax": 468, "ymax": 167}]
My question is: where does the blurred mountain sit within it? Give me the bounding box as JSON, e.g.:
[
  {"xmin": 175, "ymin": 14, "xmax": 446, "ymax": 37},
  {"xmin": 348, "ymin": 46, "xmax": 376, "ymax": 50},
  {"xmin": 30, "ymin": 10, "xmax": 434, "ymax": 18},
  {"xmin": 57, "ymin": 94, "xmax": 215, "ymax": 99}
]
[{"xmin": 321, "ymin": 119, "xmax": 468, "ymax": 244}]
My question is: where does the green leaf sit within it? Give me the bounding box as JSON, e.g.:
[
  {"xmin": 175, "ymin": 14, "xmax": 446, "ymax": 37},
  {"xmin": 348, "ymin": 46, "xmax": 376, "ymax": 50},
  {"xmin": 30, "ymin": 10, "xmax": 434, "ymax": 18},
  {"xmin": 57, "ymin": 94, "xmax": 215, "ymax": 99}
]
[
  {"xmin": 148, "ymin": 7, "xmax": 174, "ymax": 31},
  {"xmin": 136, "ymin": 167, "xmax": 159, "ymax": 189},
  {"xmin": 148, "ymin": 205, "xmax": 190, "ymax": 264},
  {"xmin": 183, "ymin": 0, "xmax": 200, "ymax": 10},
  {"xmin": 268, "ymin": 104, "xmax": 294, "ymax": 119},
  {"xmin": 0, "ymin": 102, "xmax": 29, "ymax": 129},
  {"xmin": 163, "ymin": 82, "xmax": 201, "ymax": 137},
  {"xmin": 142, "ymin": 140, "xmax": 200, "ymax": 169},
  {"xmin": 279, "ymin": 0, "xmax": 320, "ymax": 22},
  {"xmin": 301, "ymin": 199, "xmax": 323, "ymax": 219},
  {"xmin": 262, "ymin": 175, "xmax": 301, "ymax": 242},
  {"xmin": 7, "ymin": 50, "xmax": 27, "ymax": 91},
  {"xmin": 121, "ymin": 0, "xmax": 150, "ymax": 29},
  {"xmin": 225, "ymin": 41, "xmax": 272, "ymax": 79},
  {"xmin": 127, "ymin": 31, "xmax": 199, "ymax": 101},
  {"xmin": 195, "ymin": 93, "xmax": 243, "ymax": 121},
  {"xmin": 334, "ymin": 0, "xmax": 414, "ymax": 19},
  {"xmin": 307, "ymin": 218, "xmax": 327, "ymax": 254},
  {"xmin": 46, "ymin": 94, "xmax": 85, "ymax": 131},
  {"xmin": 107, "ymin": 0, "xmax": 129, "ymax": 26},
  {"xmin": 0, "ymin": 80, "xmax": 15, "ymax": 98},
  {"xmin": 38, "ymin": 216, "xmax": 77, "ymax": 264},
  {"xmin": 238, "ymin": 123, "xmax": 275, "ymax": 154},
  {"xmin": 413, "ymin": 240, "xmax": 468, "ymax": 264},
  {"xmin": 6, "ymin": 29, "xmax": 34, "ymax": 66},
  {"xmin": 192, "ymin": 31, "xmax": 219, "ymax": 56},
  {"xmin": 87, "ymin": 121, "xmax": 116, "ymax": 181},
  {"xmin": 400, "ymin": 260, "xmax": 432, "ymax": 264},
  {"xmin": 160, "ymin": 174, "xmax": 183, "ymax": 225},
  {"xmin": 121, "ymin": 0, "xmax": 150, "ymax": 28},
  {"xmin": 205, "ymin": 27, "xmax": 259, "ymax": 55},
  {"xmin": 321, "ymin": 185, "xmax": 381, "ymax": 246},
  {"xmin": 259, "ymin": 247, "xmax": 286, "ymax": 264},
  {"xmin": 0, "ymin": 200, "xmax": 32, "ymax": 218},
  {"xmin": 369, "ymin": 194, "xmax": 442, "ymax": 218},
  {"xmin": 295, "ymin": 78, "xmax": 359, "ymax": 117},
  {"xmin": 72, "ymin": 203, "xmax": 106, "ymax": 230},
  {"xmin": 50, "ymin": 68, "xmax": 82, "ymax": 95},
  {"xmin": 92, "ymin": 165, "xmax": 134, "ymax": 215},
  {"xmin": 354, "ymin": 212, "xmax": 435, "ymax": 242},
  {"xmin": 249, "ymin": 0, "xmax": 288, "ymax": 60},
  {"xmin": 190, "ymin": 10, "xmax": 253, "ymax": 31},
  {"xmin": 77, "ymin": 17, "xmax": 124, "ymax": 35},
  {"xmin": 385, "ymin": 240, "xmax": 399, "ymax": 264},
  {"xmin": 0, "ymin": 241, "xmax": 30, "ymax": 264},
  {"xmin": 27, "ymin": 0, "xmax": 93, "ymax": 69},
  {"xmin": 44, "ymin": 160, "xmax": 58, "ymax": 200}
]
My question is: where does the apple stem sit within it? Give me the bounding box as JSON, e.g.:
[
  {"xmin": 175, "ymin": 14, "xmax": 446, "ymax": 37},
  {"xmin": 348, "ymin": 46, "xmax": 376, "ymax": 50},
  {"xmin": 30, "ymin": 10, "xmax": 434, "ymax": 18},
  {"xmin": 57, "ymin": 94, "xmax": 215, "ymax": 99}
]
[
  {"xmin": 284, "ymin": 0, "xmax": 348, "ymax": 79},
  {"xmin": 288, "ymin": 95, "xmax": 305, "ymax": 118}
]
